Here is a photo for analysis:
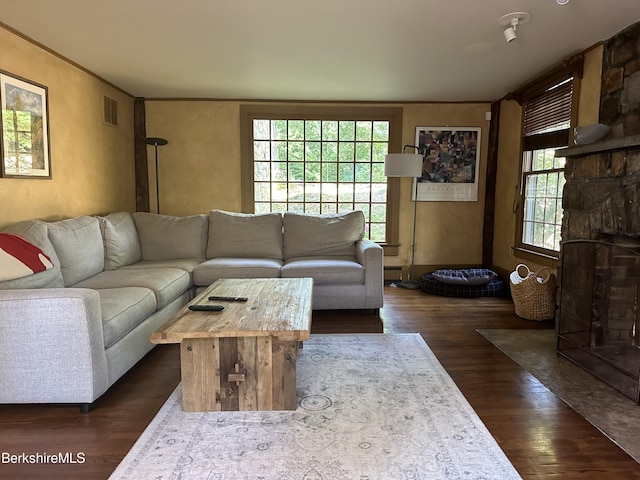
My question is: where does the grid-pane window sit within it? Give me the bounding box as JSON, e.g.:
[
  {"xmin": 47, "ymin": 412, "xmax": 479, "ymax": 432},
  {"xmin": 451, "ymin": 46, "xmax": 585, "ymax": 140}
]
[
  {"xmin": 522, "ymin": 148, "xmax": 566, "ymax": 251},
  {"xmin": 252, "ymin": 118, "xmax": 390, "ymax": 241},
  {"xmin": 519, "ymin": 77, "xmax": 573, "ymax": 254}
]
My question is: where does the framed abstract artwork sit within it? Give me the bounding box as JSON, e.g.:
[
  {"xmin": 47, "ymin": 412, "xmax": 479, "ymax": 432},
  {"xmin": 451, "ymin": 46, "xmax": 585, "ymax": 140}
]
[
  {"xmin": 413, "ymin": 127, "xmax": 480, "ymax": 201},
  {"xmin": 0, "ymin": 71, "xmax": 51, "ymax": 178}
]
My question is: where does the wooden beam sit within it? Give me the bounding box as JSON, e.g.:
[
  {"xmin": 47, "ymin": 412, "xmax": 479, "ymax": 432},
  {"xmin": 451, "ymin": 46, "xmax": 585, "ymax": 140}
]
[
  {"xmin": 134, "ymin": 97, "xmax": 150, "ymax": 212},
  {"xmin": 482, "ymin": 101, "xmax": 500, "ymax": 268}
]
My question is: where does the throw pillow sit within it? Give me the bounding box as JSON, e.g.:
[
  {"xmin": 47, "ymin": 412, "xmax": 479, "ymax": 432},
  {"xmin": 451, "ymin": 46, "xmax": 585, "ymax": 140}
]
[
  {"xmin": 0, "ymin": 220, "xmax": 64, "ymax": 289},
  {"xmin": 0, "ymin": 233, "xmax": 54, "ymax": 282}
]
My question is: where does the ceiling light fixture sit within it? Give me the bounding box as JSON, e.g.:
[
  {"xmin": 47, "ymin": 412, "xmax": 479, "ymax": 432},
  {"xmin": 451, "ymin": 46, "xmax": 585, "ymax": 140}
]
[
  {"xmin": 557, "ymin": 0, "xmax": 570, "ymax": 5},
  {"xmin": 504, "ymin": 20, "xmax": 518, "ymax": 43},
  {"xmin": 499, "ymin": 12, "xmax": 531, "ymax": 44}
]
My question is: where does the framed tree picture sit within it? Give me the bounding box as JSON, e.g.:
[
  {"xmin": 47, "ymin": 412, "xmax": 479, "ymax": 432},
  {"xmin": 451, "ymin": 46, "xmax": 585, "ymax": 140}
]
[
  {"xmin": 414, "ymin": 127, "xmax": 480, "ymax": 201},
  {"xmin": 0, "ymin": 71, "xmax": 51, "ymax": 179}
]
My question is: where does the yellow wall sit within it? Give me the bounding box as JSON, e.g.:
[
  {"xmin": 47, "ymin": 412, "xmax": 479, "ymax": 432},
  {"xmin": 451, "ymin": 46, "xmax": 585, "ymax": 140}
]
[
  {"xmin": 492, "ymin": 99, "xmax": 525, "ymax": 271},
  {"xmin": 0, "ymin": 26, "xmax": 135, "ymax": 229},
  {"xmin": 0, "ymin": 18, "xmax": 490, "ymax": 272},
  {"xmin": 400, "ymin": 104, "xmax": 490, "ymax": 268},
  {"xmin": 4, "ymin": 20, "xmax": 603, "ymax": 274},
  {"xmin": 145, "ymin": 100, "xmax": 491, "ymax": 269},
  {"xmin": 492, "ymin": 45, "xmax": 604, "ymax": 274},
  {"xmin": 144, "ymin": 101, "xmax": 242, "ymax": 216},
  {"xmin": 578, "ymin": 44, "xmax": 604, "ymax": 126}
]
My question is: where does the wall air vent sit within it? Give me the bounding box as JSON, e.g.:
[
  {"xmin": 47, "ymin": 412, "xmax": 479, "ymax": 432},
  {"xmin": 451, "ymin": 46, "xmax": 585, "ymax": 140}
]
[{"xmin": 103, "ymin": 95, "xmax": 118, "ymax": 126}]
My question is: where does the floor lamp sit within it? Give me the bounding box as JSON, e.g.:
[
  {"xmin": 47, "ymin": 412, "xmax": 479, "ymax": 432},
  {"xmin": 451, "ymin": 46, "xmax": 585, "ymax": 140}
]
[
  {"xmin": 384, "ymin": 146, "xmax": 424, "ymax": 289},
  {"xmin": 145, "ymin": 137, "xmax": 168, "ymax": 214}
]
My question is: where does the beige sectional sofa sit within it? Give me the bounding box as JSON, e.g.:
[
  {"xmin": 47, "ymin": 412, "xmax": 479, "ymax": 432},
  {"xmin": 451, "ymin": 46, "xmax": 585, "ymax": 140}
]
[{"xmin": 0, "ymin": 209, "xmax": 383, "ymax": 409}]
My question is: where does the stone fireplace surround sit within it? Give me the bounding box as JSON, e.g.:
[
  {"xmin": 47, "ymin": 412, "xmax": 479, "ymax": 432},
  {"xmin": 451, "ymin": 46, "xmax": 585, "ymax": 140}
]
[
  {"xmin": 553, "ymin": 19, "xmax": 640, "ymax": 405},
  {"xmin": 556, "ymin": 134, "xmax": 640, "ymax": 403}
]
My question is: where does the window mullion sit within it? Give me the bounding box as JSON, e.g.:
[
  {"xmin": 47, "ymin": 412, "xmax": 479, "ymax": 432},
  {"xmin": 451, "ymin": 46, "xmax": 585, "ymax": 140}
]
[{"xmin": 245, "ymin": 109, "xmax": 397, "ymax": 242}]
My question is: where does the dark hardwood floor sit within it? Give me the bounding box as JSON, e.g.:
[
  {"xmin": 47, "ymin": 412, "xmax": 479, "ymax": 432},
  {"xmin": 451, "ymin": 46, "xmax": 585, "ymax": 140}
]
[{"xmin": 1, "ymin": 286, "xmax": 639, "ymax": 479}]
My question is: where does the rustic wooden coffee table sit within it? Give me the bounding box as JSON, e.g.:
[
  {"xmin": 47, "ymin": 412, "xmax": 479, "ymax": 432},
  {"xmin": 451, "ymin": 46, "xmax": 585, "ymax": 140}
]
[{"xmin": 151, "ymin": 277, "xmax": 313, "ymax": 412}]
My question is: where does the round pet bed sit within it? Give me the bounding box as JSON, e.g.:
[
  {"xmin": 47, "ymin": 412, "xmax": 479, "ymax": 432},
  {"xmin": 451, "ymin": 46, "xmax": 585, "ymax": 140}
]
[{"xmin": 419, "ymin": 268, "xmax": 507, "ymax": 298}]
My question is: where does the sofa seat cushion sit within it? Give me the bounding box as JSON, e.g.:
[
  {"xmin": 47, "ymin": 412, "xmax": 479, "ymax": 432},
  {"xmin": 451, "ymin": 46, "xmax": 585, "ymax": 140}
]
[
  {"xmin": 281, "ymin": 256, "xmax": 364, "ymax": 285},
  {"xmin": 120, "ymin": 259, "xmax": 204, "ymax": 283},
  {"xmin": 97, "ymin": 287, "xmax": 157, "ymax": 348},
  {"xmin": 193, "ymin": 258, "xmax": 282, "ymax": 286},
  {"xmin": 72, "ymin": 268, "xmax": 190, "ymax": 309}
]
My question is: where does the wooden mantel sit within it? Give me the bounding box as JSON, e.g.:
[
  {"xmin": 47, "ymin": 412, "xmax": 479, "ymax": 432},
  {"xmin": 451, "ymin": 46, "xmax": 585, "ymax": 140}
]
[{"xmin": 555, "ymin": 133, "xmax": 640, "ymax": 158}]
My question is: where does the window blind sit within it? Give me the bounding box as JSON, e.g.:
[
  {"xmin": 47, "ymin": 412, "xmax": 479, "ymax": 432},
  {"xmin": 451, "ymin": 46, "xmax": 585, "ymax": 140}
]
[
  {"xmin": 523, "ymin": 79, "xmax": 572, "ymax": 137},
  {"xmin": 522, "ymin": 78, "xmax": 573, "ymax": 151}
]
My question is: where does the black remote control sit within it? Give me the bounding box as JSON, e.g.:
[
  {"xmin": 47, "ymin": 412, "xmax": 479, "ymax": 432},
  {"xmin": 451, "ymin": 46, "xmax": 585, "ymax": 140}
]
[
  {"xmin": 188, "ymin": 304, "xmax": 225, "ymax": 311},
  {"xmin": 208, "ymin": 296, "xmax": 248, "ymax": 302}
]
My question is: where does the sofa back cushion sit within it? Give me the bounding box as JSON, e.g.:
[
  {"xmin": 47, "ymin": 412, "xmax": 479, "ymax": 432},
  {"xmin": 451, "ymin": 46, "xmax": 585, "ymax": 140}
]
[
  {"xmin": 207, "ymin": 210, "xmax": 283, "ymax": 260},
  {"xmin": 133, "ymin": 212, "xmax": 208, "ymax": 261},
  {"xmin": 283, "ymin": 210, "xmax": 365, "ymax": 260},
  {"xmin": 47, "ymin": 216, "xmax": 104, "ymax": 286},
  {"xmin": 0, "ymin": 220, "xmax": 64, "ymax": 289},
  {"xmin": 98, "ymin": 212, "xmax": 142, "ymax": 270}
]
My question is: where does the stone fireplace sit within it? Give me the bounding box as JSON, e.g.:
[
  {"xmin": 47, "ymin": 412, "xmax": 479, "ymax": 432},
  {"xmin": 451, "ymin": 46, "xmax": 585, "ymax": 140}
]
[
  {"xmin": 555, "ymin": 20, "xmax": 640, "ymax": 403},
  {"xmin": 557, "ymin": 136, "xmax": 640, "ymax": 403}
]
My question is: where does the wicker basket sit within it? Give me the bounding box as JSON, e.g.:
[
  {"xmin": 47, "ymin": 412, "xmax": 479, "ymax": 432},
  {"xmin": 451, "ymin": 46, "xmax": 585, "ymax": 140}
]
[{"xmin": 509, "ymin": 264, "xmax": 557, "ymax": 321}]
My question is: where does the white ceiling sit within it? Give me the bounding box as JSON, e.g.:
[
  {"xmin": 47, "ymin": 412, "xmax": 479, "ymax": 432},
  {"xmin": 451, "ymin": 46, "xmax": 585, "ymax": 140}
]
[{"xmin": 1, "ymin": 0, "xmax": 640, "ymax": 102}]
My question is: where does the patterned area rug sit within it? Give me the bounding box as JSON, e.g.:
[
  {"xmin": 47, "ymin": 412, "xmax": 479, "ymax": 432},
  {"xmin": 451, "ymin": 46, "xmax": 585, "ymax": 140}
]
[
  {"xmin": 109, "ymin": 334, "xmax": 521, "ymax": 479},
  {"xmin": 478, "ymin": 328, "xmax": 640, "ymax": 463}
]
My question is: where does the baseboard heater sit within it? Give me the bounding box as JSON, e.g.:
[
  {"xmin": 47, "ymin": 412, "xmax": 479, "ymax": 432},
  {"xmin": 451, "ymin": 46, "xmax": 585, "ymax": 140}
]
[{"xmin": 384, "ymin": 266, "xmax": 403, "ymax": 284}]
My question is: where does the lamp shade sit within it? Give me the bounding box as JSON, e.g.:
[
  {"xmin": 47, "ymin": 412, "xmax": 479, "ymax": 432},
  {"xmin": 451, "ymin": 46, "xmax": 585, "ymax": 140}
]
[
  {"xmin": 384, "ymin": 153, "xmax": 423, "ymax": 178},
  {"xmin": 145, "ymin": 137, "xmax": 168, "ymax": 146}
]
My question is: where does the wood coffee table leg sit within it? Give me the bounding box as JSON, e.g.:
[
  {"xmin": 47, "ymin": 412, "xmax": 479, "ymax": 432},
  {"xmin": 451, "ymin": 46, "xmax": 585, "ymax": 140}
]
[
  {"xmin": 180, "ymin": 336, "xmax": 300, "ymax": 412},
  {"xmin": 180, "ymin": 338, "xmax": 221, "ymax": 412},
  {"xmin": 272, "ymin": 340, "xmax": 299, "ymax": 410}
]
